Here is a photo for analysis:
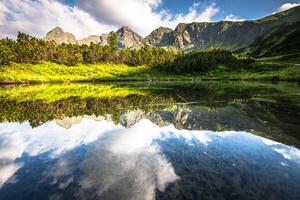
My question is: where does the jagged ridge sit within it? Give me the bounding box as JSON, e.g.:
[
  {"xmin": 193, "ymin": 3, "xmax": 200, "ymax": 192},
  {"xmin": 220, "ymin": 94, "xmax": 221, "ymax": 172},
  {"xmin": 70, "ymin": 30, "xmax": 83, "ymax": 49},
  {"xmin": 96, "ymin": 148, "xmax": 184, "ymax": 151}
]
[{"xmin": 43, "ymin": 6, "xmax": 300, "ymax": 52}]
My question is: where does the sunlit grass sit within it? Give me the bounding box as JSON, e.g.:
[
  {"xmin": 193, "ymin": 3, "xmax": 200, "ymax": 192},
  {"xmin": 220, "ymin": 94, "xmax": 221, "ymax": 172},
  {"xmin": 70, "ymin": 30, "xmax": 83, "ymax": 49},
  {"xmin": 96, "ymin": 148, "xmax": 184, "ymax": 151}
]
[
  {"xmin": 0, "ymin": 62, "xmax": 168, "ymax": 83},
  {"xmin": 0, "ymin": 61, "xmax": 299, "ymax": 83},
  {"xmin": 0, "ymin": 83, "xmax": 148, "ymax": 102}
]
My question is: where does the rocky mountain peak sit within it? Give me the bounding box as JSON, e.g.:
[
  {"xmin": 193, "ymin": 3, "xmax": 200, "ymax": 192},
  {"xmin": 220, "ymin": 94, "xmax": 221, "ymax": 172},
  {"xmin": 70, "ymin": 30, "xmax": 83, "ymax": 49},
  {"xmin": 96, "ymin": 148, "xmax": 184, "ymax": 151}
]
[
  {"xmin": 48, "ymin": 26, "xmax": 64, "ymax": 34},
  {"xmin": 117, "ymin": 26, "xmax": 133, "ymax": 33},
  {"xmin": 116, "ymin": 26, "xmax": 143, "ymax": 48},
  {"xmin": 44, "ymin": 27, "xmax": 77, "ymax": 44},
  {"xmin": 143, "ymin": 26, "xmax": 173, "ymax": 47}
]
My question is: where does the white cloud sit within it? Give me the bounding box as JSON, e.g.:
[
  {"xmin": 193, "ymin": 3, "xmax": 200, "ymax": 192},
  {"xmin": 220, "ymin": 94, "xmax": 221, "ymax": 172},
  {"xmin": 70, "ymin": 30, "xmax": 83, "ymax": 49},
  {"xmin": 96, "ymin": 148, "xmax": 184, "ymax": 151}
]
[
  {"xmin": 0, "ymin": 2, "xmax": 8, "ymax": 25},
  {"xmin": 0, "ymin": 0, "xmax": 117, "ymax": 39},
  {"xmin": 262, "ymin": 136, "xmax": 300, "ymax": 164},
  {"xmin": 78, "ymin": 0, "xmax": 220, "ymax": 36},
  {"xmin": 0, "ymin": 0, "xmax": 221, "ymax": 38},
  {"xmin": 273, "ymin": 3, "xmax": 300, "ymax": 14},
  {"xmin": 273, "ymin": 148, "xmax": 300, "ymax": 162},
  {"xmin": 0, "ymin": 163, "xmax": 23, "ymax": 187},
  {"xmin": 170, "ymin": 3, "xmax": 219, "ymax": 26},
  {"xmin": 224, "ymin": 14, "xmax": 245, "ymax": 22}
]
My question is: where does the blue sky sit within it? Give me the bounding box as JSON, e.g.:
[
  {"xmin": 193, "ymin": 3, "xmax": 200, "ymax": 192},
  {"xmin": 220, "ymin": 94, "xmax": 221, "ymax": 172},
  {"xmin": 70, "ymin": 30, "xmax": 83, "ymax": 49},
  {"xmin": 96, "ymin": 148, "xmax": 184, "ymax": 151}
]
[
  {"xmin": 63, "ymin": 0, "xmax": 300, "ymax": 20},
  {"xmin": 156, "ymin": 0, "xmax": 300, "ymax": 19},
  {"xmin": 1, "ymin": 0, "xmax": 300, "ymax": 39}
]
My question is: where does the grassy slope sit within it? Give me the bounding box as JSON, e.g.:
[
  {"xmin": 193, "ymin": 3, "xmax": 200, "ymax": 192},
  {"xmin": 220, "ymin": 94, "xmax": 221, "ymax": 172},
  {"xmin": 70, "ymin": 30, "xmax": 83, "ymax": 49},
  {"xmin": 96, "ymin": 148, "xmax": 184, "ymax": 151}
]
[
  {"xmin": 0, "ymin": 62, "xmax": 169, "ymax": 83},
  {"xmin": 245, "ymin": 21, "xmax": 300, "ymax": 57},
  {"xmin": 0, "ymin": 61, "xmax": 299, "ymax": 83}
]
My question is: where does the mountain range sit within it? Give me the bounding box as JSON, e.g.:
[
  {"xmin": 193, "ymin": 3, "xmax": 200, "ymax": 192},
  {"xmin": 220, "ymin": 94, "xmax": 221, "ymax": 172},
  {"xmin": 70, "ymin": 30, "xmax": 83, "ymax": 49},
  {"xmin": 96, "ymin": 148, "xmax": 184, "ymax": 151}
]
[{"xmin": 44, "ymin": 6, "xmax": 300, "ymax": 55}]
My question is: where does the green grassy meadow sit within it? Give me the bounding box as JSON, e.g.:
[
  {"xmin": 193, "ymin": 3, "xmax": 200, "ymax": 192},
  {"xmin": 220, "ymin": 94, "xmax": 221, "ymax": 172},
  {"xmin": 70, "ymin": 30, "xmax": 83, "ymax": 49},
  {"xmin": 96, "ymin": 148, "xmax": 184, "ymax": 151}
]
[{"xmin": 0, "ymin": 61, "xmax": 299, "ymax": 83}]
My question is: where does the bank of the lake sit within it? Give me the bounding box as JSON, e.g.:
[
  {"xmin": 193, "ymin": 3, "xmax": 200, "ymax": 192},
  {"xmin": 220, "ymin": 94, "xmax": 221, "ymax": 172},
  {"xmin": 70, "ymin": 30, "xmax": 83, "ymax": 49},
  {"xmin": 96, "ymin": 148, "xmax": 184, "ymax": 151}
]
[{"xmin": 0, "ymin": 61, "xmax": 299, "ymax": 83}]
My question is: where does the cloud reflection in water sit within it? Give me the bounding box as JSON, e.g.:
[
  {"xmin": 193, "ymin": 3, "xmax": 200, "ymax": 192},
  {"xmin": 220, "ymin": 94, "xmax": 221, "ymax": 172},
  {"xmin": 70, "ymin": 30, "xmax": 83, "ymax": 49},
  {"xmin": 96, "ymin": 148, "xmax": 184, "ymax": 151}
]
[{"xmin": 0, "ymin": 117, "xmax": 300, "ymax": 200}]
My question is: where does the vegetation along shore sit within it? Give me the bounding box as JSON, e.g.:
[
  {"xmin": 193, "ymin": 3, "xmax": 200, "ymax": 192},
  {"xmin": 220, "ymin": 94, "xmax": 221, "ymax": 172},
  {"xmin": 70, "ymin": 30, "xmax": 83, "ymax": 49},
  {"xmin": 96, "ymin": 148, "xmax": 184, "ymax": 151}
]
[{"xmin": 0, "ymin": 6, "xmax": 299, "ymax": 83}]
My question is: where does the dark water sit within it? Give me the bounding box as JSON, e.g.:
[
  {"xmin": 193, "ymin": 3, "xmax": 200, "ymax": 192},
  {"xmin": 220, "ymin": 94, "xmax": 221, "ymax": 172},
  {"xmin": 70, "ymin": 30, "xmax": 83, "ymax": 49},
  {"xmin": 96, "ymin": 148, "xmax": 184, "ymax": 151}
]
[{"xmin": 0, "ymin": 81, "xmax": 299, "ymax": 200}]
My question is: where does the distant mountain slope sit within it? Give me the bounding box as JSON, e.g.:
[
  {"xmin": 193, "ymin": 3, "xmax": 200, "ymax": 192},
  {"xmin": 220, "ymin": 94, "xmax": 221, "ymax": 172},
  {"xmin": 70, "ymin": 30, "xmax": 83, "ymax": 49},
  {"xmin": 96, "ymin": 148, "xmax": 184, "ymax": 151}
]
[
  {"xmin": 256, "ymin": 5, "xmax": 300, "ymax": 27},
  {"xmin": 44, "ymin": 26, "xmax": 143, "ymax": 48},
  {"xmin": 242, "ymin": 20, "xmax": 300, "ymax": 57},
  {"xmin": 43, "ymin": 6, "xmax": 300, "ymax": 51},
  {"xmin": 78, "ymin": 35, "xmax": 100, "ymax": 45},
  {"xmin": 164, "ymin": 21, "xmax": 267, "ymax": 51},
  {"xmin": 156, "ymin": 6, "xmax": 300, "ymax": 51}
]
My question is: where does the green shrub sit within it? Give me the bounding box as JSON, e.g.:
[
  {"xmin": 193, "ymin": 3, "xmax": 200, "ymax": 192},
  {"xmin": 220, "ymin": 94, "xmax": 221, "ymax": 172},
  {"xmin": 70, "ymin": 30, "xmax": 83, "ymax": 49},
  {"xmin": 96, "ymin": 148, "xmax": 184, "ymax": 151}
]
[{"xmin": 0, "ymin": 38, "xmax": 15, "ymax": 65}]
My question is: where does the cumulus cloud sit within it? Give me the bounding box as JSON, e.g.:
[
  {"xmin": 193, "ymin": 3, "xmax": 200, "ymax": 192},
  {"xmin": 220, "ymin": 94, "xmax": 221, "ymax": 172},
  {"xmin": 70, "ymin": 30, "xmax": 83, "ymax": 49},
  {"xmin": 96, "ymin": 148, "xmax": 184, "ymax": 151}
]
[
  {"xmin": 224, "ymin": 14, "xmax": 245, "ymax": 22},
  {"xmin": 78, "ymin": 0, "xmax": 220, "ymax": 36},
  {"xmin": 0, "ymin": 0, "xmax": 117, "ymax": 39},
  {"xmin": 0, "ymin": 0, "xmax": 220, "ymax": 38},
  {"xmin": 273, "ymin": 3, "xmax": 300, "ymax": 14},
  {"xmin": 170, "ymin": 3, "xmax": 219, "ymax": 26},
  {"xmin": 0, "ymin": 163, "xmax": 23, "ymax": 187},
  {"xmin": 0, "ymin": 2, "xmax": 8, "ymax": 25}
]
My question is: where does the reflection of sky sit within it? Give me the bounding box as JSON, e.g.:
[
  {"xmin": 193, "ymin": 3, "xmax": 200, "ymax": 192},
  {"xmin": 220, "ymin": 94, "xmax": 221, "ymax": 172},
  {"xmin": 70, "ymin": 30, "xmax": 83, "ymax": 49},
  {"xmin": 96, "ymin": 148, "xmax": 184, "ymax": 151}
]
[
  {"xmin": 0, "ymin": 119, "xmax": 119, "ymax": 187},
  {"xmin": 0, "ymin": 117, "xmax": 300, "ymax": 199}
]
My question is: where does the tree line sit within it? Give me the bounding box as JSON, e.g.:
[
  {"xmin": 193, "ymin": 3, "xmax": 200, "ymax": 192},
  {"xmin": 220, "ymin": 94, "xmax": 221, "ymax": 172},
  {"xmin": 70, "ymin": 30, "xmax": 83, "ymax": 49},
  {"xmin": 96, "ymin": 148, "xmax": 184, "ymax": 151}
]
[
  {"xmin": 0, "ymin": 32, "xmax": 254, "ymax": 72},
  {"xmin": 0, "ymin": 32, "xmax": 177, "ymax": 66},
  {"xmin": 160, "ymin": 49, "xmax": 255, "ymax": 73}
]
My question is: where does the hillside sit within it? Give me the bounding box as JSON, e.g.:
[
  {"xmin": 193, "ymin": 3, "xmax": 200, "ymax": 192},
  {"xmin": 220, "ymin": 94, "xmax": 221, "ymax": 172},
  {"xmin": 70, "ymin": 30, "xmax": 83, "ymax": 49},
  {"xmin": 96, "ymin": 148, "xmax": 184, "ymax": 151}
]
[
  {"xmin": 43, "ymin": 6, "xmax": 300, "ymax": 52},
  {"xmin": 241, "ymin": 20, "xmax": 300, "ymax": 57},
  {"xmin": 161, "ymin": 6, "xmax": 300, "ymax": 51}
]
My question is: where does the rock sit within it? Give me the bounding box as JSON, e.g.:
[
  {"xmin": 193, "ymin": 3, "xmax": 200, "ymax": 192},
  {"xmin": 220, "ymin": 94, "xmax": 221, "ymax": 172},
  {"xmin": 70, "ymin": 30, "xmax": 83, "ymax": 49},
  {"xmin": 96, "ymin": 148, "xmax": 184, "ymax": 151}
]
[
  {"xmin": 120, "ymin": 110, "xmax": 145, "ymax": 127},
  {"xmin": 99, "ymin": 33, "xmax": 109, "ymax": 45},
  {"xmin": 44, "ymin": 27, "xmax": 77, "ymax": 44},
  {"xmin": 78, "ymin": 35, "xmax": 100, "ymax": 45},
  {"xmin": 143, "ymin": 26, "xmax": 173, "ymax": 47},
  {"xmin": 116, "ymin": 26, "xmax": 143, "ymax": 48}
]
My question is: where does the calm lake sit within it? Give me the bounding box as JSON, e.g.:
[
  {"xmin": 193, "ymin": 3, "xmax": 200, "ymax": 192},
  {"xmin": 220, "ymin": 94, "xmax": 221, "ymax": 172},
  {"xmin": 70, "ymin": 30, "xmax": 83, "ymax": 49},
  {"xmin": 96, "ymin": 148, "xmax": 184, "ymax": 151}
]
[{"xmin": 0, "ymin": 81, "xmax": 299, "ymax": 200}]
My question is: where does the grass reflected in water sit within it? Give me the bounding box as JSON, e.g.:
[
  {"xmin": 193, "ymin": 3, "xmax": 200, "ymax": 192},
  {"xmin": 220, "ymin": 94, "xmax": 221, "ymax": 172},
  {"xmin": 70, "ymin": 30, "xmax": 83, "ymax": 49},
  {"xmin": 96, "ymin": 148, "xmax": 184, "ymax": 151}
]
[{"xmin": 0, "ymin": 81, "xmax": 299, "ymax": 146}]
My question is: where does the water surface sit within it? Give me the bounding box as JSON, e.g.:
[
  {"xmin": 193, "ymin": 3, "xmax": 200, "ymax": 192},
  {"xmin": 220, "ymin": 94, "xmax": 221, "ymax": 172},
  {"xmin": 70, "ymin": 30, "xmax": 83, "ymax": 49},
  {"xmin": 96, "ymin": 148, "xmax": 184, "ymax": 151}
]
[{"xmin": 0, "ymin": 81, "xmax": 299, "ymax": 200}]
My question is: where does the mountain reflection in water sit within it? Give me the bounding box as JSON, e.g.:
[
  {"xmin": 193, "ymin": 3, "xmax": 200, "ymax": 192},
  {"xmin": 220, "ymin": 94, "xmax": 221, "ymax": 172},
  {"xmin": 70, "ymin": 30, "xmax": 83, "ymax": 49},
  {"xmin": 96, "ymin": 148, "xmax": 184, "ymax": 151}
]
[
  {"xmin": 0, "ymin": 81, "xmax": 299, "ymax": 200},
  {"xmin": 0, "ymin": 117, "xmax": 300, "ymax": 200}
]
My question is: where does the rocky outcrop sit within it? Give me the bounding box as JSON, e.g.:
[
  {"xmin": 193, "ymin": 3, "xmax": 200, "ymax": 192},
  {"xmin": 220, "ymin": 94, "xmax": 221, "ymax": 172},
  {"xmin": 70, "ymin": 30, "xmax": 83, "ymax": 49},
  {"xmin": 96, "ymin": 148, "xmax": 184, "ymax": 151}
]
[
  {"xmin": 44, "ymin": 26, "xmax": 144, "ymax": 48},
  {"xmin": 55, "ymin": 115, "xmax": 112, "ymax": 129},
  {"xmin": 78, "ymin": 35, "xmax": 100, "ymax": 45},
  {"xmin": 45, "ymin": 27, "xmax": 101, "ymax": 45},
  {"xmin": 165, "ymin": 21, "xmax": 267, "ymax": 50},
  {"xmin": 99, "ymin": 33, "xmax": 109, "ymax": 46},
  {"xmin": 116, "ymin": 26, "xmax": 143, "ymax": 48},
  {"xmin": 143, "ymin": 26, "xmax": 173, "ymax": 47},
  {"xmin": 44, "ymin": 27, "xmax": 77, "ymax": 44}
]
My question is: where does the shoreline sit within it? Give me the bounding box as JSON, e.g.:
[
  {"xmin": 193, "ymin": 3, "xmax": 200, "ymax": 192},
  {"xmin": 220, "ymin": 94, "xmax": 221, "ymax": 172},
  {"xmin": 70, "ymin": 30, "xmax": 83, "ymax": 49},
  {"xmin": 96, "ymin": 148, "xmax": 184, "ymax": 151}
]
[
  {"xmin": 0, "ymin": 62, "xmax": 299, "ymax": 84},
  {"xmin": 1, "ymin": 77, "xmax": 299, "ymax": 85}
]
